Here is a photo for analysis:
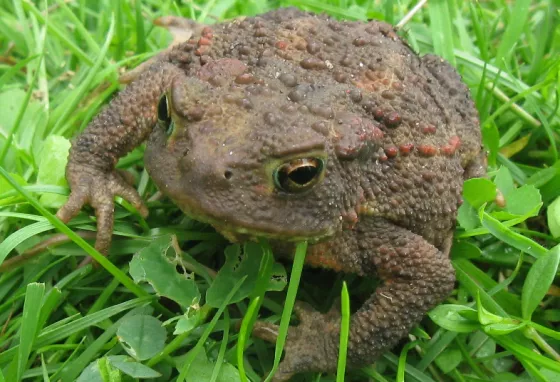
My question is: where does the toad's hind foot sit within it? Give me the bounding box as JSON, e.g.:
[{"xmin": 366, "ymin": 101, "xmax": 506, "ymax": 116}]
[
  {"xmin": 56, "ymin": 166, "xmax": 148, "ymax": 255},
  {"xmin": 252, "ymin": 301, "xmax": 341, "ymax": 381}
]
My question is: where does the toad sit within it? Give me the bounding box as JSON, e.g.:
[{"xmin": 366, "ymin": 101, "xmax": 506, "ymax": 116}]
[{"xmin": 57, "ymin": 7, "xmax": 485, "ymax": 381}]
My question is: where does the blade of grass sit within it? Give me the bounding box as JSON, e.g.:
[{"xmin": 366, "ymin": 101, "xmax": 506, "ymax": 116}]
[
  {"xmin": 0, "ymin": 220, "xmax": 54, "ymax": 265},
  {"xmin": 20, "ymin": 1, "xmax": 93, "ymax": 66},
  {"xmin": 135, "ymin": 0, "xmax": 146, "ymax": 53},
  {"xmin": 0, "ymin": 167, "xmax": 149, "ymax": 299},
  {"xmin": 238, "ymin": 296, "xmax": 260, "ymax": 382},
  {"xmin": 50, "ymin": 15, "xmax": 115, "ymax": 134},
  {"xmin": 237, "ymin": 240, "xmax": 274, "ymax": 380},
  {"xmin": 494, "ymin": 0, "xmax": 531, "ymax": 69},
  {"xmin": 397, "ymin": 341, "xmax": 421, "ymax": 382},
  {"xmin": 0, "ymin": 54, "xmax": 43, "ymax": 164},
  {"xmin": 7, "ymin": 283, "xmax": 45, "ymax": 382},
  {"xmin": 0, "ymin": 297, "xmax": 152, "ymax": 363},
  {"xmin": 209, "ymin": 309, "xmax": 230, "ymax": 382},
  {"xmin": 0, "ymin": 54, "xmax": 40, "ymax": 88},
  {"xmin": 264, "ymin": 241, "xmax": 307, "ymax": 382},
  {"xmin": 427, "ymin": 0, "xmax": 456, "ymax": 65},
  {"xmin": 336, "ymin": 282, "xmax": 350, "ymax": 382}
]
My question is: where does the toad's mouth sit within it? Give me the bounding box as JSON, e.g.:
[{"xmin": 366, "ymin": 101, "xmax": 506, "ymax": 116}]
[{"xmin": 169, "ymin": 193, "xmax": 335, "ymax": 243}]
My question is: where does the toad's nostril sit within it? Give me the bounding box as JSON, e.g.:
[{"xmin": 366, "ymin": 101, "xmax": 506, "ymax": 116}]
[{"xmin": 224, "ymin": 170, "xmax": 233, "ymax": 180}]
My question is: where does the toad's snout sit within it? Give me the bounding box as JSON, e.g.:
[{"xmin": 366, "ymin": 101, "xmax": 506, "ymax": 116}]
[{"xmin": 179, "ymin": 152, "xmax": 236, "ymax": 190}]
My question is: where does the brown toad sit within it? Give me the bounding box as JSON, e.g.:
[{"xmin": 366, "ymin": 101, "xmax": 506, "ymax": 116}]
[{"xmin": 57, "ymin": 7, "xmax": 485, "ymax": 381}]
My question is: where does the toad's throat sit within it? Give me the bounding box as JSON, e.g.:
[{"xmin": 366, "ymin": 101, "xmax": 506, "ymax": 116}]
[{"xmin": 171, "ymin": 195, "xmax": 335, "ymax": 243}]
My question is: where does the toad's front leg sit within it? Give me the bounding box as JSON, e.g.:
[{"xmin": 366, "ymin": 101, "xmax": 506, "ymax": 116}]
[
  {"xmin": 57, "ymin": 62, "xmax": 187, "ymax": 255},
  {"xmin": 253, "ymin": 217, "xmax": 455, "ymax": 381}
]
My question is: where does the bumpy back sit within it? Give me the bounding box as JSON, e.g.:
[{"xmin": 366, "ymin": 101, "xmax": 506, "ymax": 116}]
[{"xmin": 160, "ymin": 8, "xmax": 483, "ymax": 246}]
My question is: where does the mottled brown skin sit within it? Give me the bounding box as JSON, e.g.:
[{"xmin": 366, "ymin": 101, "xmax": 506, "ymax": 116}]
[{"xmin": 57, "ymin": 8, "xmax": 485, "ymax": 381}]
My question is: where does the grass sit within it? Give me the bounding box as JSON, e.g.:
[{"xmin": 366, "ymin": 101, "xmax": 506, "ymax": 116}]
[{"xmin": 0, "ymin": 0, "xmax": 559, "ymax": 381}]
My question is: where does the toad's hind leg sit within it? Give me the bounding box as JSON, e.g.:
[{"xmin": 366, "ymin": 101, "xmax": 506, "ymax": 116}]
[{"xmin": 253, "ymin": 217, "xmax": 455, "ymax": 381}]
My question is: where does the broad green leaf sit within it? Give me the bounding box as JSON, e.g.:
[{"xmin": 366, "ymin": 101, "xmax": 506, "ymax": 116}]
[
  {"xmin": 477, "ymin": 296, "xmax": 504, "ymax": 325},
  {"xmin": 36, "ymin": 135, "xmax": 71, "ymax": 208},
  {"xmin": 463, "ymin": 178, "xmax": 496, "ymax": 209},
  {"xmin": 521, "ymin": 245, "xmax": 560, "ymax": 320},
  {"xmin": 173, "ymin": 308, "xmax": 201, "ymax": 335},
  {"xmin": 108, "ymin": 356, "xmax": 161, "ymax": 378},
  {"xmin": 206, "ymin": 242, "xmax": 286, "ymax": 308},
  {"xmin": 77, "ymin": 361, "xmax": 103, "ymax": 382},
  {"xmin": 540, "ymin": 369, "xmax": 560, "ymax": 381},
  {"xmin": 477, "ymin": 293, "xmax": 525, "ymax": 335},
  {"xmin": 428, "ymin": 305, "xmax": 480, "ymax": 333},
  {"xmin": 469, "ymin": 332, "xmax": 496, "ymax": 358},
  {"xmin": 457, "ymin": 200, "xmax": 480, "ymax": 230},
  {"xmin": 117, "ymin": 315, "xmax": 166, "ymax": 361},
  {"xmin": 434, "ymin": 348, "xmax": 462, "ymax": 374},
  {"xmin": 493, "ymin": 166, "xmax": 515, "ymax": 198},
  {"xmin": 503, "ymin": 184, "xmax": 542, "ymax": 216},
  {"xmin": 481, "ymin": 211, "xmax": 547, "ymax": 259},
  {"xmin": 492, "ymin": 183, "xmax": 542, "ymax": 220},
  {"xmin": 484, "ymin": 321, "xmax": 526, "ymax": 336},
  {"xmin": 185, "ymin": 349, "xmax": 240, "ymax": 382},
  {"xmin": 451, "ymin": 240, "xmax": 482, "ymax": 259},
  {"xmin": 547, "ymin": 196, "xmax": 560, "ymax": 238},
  {"xmin": 129, "ymin": 235, "xmax": 200, "ymax": 308}
]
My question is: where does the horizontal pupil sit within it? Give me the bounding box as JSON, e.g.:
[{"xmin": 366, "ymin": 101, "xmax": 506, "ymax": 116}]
[{"xmin": 288, "ymin": 165, "xmax": 318, "ymax": 185}]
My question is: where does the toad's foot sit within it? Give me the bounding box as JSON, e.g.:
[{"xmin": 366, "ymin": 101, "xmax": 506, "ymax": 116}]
[
  {"xmin": 56, "ymin": 165, "xmax": 148, "ymax": 255},
  {"xmin": 253, "ymin": 301, "xmax": 341, "ymax": 381}
]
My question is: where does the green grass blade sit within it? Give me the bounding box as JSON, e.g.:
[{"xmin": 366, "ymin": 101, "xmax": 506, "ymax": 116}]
[
  {"xmin": 50, "ymin": 15, "xmax": 116, "ymax": 134},
  {"xmin": 10, "ymin": 282, "xmax": 45, "ymax": 382},
  {"xmin": 0, "ymin": 54, "xmax": 43, "ymax": 163},
  {"xmin": 0, "ymin": 220, "xmax": 53, "ymax": 265},
  {"xmin": 427, "ymin": 0, "xmax": 456, "ymax": 66},
  {"xmin": 0, "ymin": 168, "xmax": 149, "ymax": 298},
  {"xmin": 238, "ymin": 296, "xmax": 260, "ymax": 382},
  {"xmin": 264, "ymin": 241, "xmax": 307, "ymax": 382},
  {"xmin": 336, "ymin": 281, "xmax": 350, "ymax": 382},
  {"xmin": 0, "ymin": 297, "xmax": 152, "ymax": 364},
  {"xmin": 494, "ymin": 0, "xmax": 531, "ymax": 68},
  {"xmin": 209, "ymin": 310, "xmax": 230, "ymax": 382}
]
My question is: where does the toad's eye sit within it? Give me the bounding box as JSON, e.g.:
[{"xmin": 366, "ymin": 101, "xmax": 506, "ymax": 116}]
[
  {"xmin": 158, "ymin": 94, "xmax": 174, "ymax": 136},
  {"xmin": 273, "ymin": 158, "xmax": 325, "ymax": 193}
]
